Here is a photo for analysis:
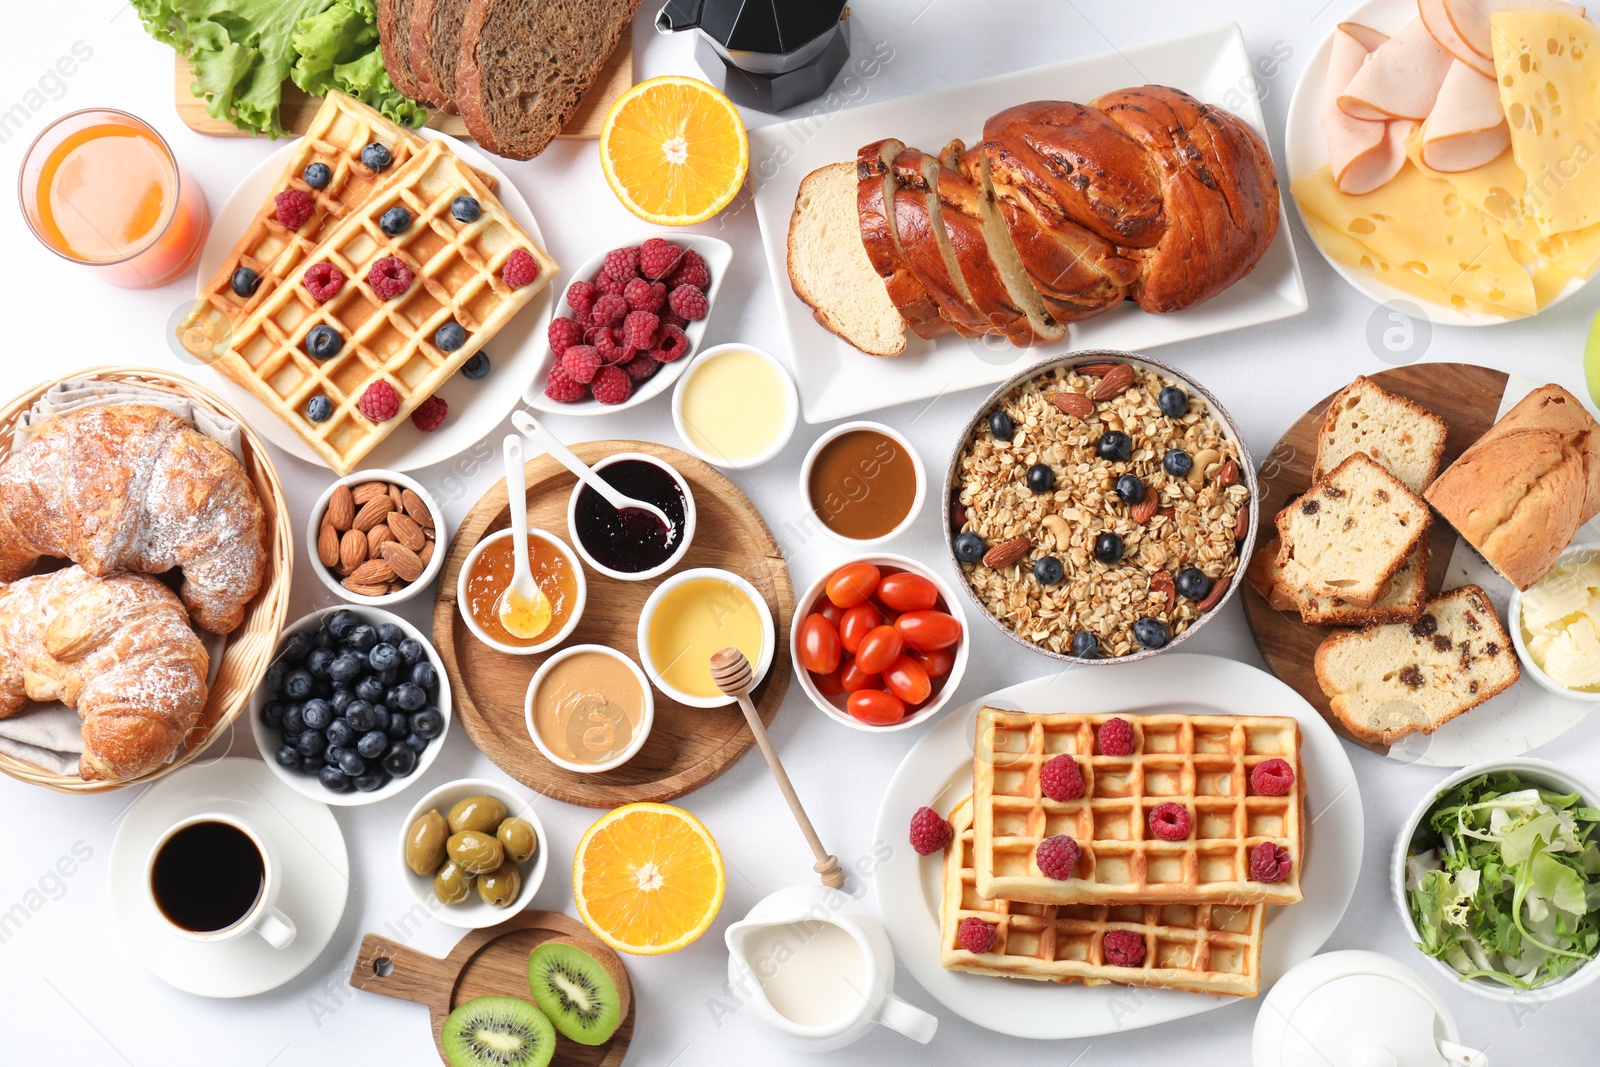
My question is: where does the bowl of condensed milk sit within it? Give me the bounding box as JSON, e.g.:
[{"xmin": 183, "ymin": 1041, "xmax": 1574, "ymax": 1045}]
[
  {"xmin": 524, "ymin": 645, "xmax": 654, "ymax": 773},
  {"xmin": 672, "ymin": 343, "xmax": 798, "ymax": 470}
]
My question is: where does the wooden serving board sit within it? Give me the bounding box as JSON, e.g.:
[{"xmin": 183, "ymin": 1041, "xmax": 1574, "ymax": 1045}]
[
  {"xmin": 350, "ymin": 910, "xmax": 631, "ymax": 1066},
  {"xmin": 172, "ymin": 28, "xmax": 631, "ymax": 140},
  {"xmin": 434, "ymin": 440, "xmax": 795, "ymax": 807},
  {"xmin": 1241, "ymin": 363, "xmax": 1510, "ymax": 754}
]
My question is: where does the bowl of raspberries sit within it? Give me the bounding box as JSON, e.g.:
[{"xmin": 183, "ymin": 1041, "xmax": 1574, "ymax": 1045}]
[{"xmin": 530, "ymin": 234, "xmax": 730, "ymax": 414}]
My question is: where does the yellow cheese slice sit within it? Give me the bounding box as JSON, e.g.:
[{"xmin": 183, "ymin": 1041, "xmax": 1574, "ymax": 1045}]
[
  {"xmin": 1406, "ymin": 129, "xmax": 1539, "ymax": 243},
  {"xmin": 1301, "ymin": 214, "xmax": 1462, "ymax": 309},
  {"xmin": 1490, "ymin": 9, "xmax": 1600, "ymax": 237},
  {"xmin": 1544, "ymin": 221, "xmax": 1600, "ymax": 278}
]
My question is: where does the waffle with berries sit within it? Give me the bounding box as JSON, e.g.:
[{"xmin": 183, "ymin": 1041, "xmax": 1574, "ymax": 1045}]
[
  {"xmin": 941, "ymin": 797, "xmax": 1263, "ymax": 996},
  {"xmin": 972, "ymin": 707, "xmax": 1304, "ymax": 907},
  {"xmin": 214, "ymin": 137, "xmax": 556, "ymax": 474}
]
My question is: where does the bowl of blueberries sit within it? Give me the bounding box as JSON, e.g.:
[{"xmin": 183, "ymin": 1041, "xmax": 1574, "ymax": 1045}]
[{"xmin": 250, "ymin": 605, "xmax": 451, "ymax": 805}]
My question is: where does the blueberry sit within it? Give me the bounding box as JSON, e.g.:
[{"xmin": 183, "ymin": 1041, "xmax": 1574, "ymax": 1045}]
[
  {"xmin": 391, "ymin": 682, "xmax": 427, "ymax": 712},
  {"xmin": 330, "ymin": 688, "xmax": 353, "ymax": 714},
  {"xmin": 337, "ymin": 750, "xmax": 367, "ymax": 778},
  {"xmin": 371, "ymin": 703, "xmax": 389, "ymax": 723},
  {"xmin": 297, "ymin": 729, "xmax": 327, "ymax": 758},
  {"xmin": 299, "ymin": 755, "xmax": 324, "ymax": 776},
  {"xmin": 397, "ymin": 638, "xmax": 424, "ymax": 665},
  {"xmin": 1026, "ymin": 463, "xmax": 1056, "ymax": 493},
  {"xmin": 380, "ymin": 206, "xmax": 411, "ymax": 235},
  {"xmin": 325, "ymin": 718, "xmax": 354, "ymax": 748},
  {"xmin": 1094, "ymin": 532, "xmax": 1124, "ymax": 564},
  {"xmin": 284, "ymin": 669, "xmax": 315, "ymax": 700},
  {"xmin": 231, "ymin": 267, "xmax": 260, "ymax": 299},
  {"xmin": 1033, "ymin": 556, "xmax": 1065, "ymax": 584},
  {"xmin": 303, "ymin": 161, "xmax": 332, "ymax": 189},
  {"xmin": 376, "ymin": 623, "xmax": 404, "ymax": 646},
  {"xmin": 326, "ymin": 610, "xmax": 359, "ymax": 639},
  {"xmin": 1134, "ymin": 617, "xmax": 1170, "ymax": 649},
  {"xmin": 1071, "ymin": 631, "xmax": 1100, "ymax": 659},
  {"xmin": 434, "ymin": 321, "xmax": 466, "ymax": 352},
  {"xmin": 314, "ymin": 628, "xmax": 338, "ymax": 651},
  {"xmin": 988, "ymin": 411, "xmax": 1015, "ymax": 441},
  {"xmin": 1116, "ymin": 474, "xmax": 1146, "ymax": 504},
  {"xmin": 410, "ymin": 661, "xmax": 438, "ymax": 690},
  {"xmin": 461, "ymin": 353, "xmax": 491, "ymax": 380},
  {"xmin": 345, "ymin": 700, "xmax": 379, "ymax": 733},
  {"xmin": 345, "ymin": 625, "xmax": 377, "ymax": 652},
  {"xmin": 356, "ymin": 676, "xmax": 386, "ymax": 704},
  {"xmin": 275, "ymin": 744, "xmax": 300, "ymax": 768},
  {"xmin": 313, "ymin": 678, "xmax": 334, "ymax": 700},
  {"xmin": 302, "ymin": 699, "xmax": 333, "ymax": 731},
  {"xmin": 1158, "ymin": 385, "xmax": 1189, "ymax": 419},
  {"xmin": 318, "ymin": 765, "xmax": 352, "ymax": 793},
  {"xmin": 1163, "ymin": 449, "xmax": 1192, "ymax": 478},
  {"xmin": 305, "ymin": 324, "xmax": 343, "ymax": 360},
  {"xmin": 450, "ymin": 195, "xmax": 481, "ymax": 223},
  {"xmin": 1097, "ymin": 431, "xmax": 1132, "ymax": 462},
  {"xmin": 1176, "ymin": 567, "xmax": 1212, "ymax": 601},
  {"xmin": 279, "ymin": 631, "xmax": 313, "ymax": 665},
  {"xmin": 954, "ymin": 531, "xmax": 987, "ymax": 563},
  {"xmin": 404, "ymin": 732, "xmax": 429, "ymax": 754},
  {"xmin": 354, "ymin": 769, "xmax": 390, "ymax": 792},
  {"xmin": 356, "ymin": 729, "xmax": 389, "ymax": 759},
  {"xmin": 382, "ymin": 743, "xmax": 418, "ymax": 777},
  {"xmin": 378, "ymin": 665, "xmax": 400, "ymax": 688},
  {"xmin": 306, "ymin": 647, "xmax": 336, "ymax": 678},
  {"xmin": 411, "ymin": 706, "xmax": 444, "ymax": 739},
  {"xmin": 305, "ymin": 396, "xmax": 333, "ymax": 423},
  {"xmin": 361, "ymin": 142, "xmax": 392, "ymax": 171},
  {"xmin": 263, "ymin": 662, "xmax": 287, "ymax": 695},
  {"xmin": 368, "ymin": 643, "xmax": 398, "ymax": 673},
  {"xmin": 282, "ymin": 702, "xmax": 307, "ymax": 735},
  {"xmin": 325, "ymin": 745, "xmax": 349, "ymax": 765},
  {"xmin": 329, "ymin": 653, "xmax": 363, "ymax": 684},
  {"xmin": 260, "ymin": 701, "xmax": 285, "ymax": 730},
  {"xmin": 388, "ymin": 711, "xmax": 411, "ymax": 740}
]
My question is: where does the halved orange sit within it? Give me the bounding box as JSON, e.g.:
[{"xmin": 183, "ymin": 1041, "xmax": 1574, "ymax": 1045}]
[
  {"xmin": 599, "ymin": 76, "xmax": 749, "ymax": 226},
  {"xmin": 573, "ymin": 802, "xmax": 726, "ymax": 955}
]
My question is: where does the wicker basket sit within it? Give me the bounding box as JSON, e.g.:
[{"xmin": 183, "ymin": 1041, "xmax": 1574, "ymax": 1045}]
[{"xmin": 0, "ymin": 366, "xmax": 293, "ymax": 793}]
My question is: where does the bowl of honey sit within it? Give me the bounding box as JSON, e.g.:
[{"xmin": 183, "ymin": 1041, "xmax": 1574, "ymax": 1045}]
[
  {"xmin": 636, "ymin": 568, "xmax": 775, "ymax": 709},
  {"xmin": 566, "ymin": 452, "xmax": 697, "ymax": 582},
  {"xmin": 799, "ymin": 421, "xmax": 925, "ymax": 547},
  {"xmin": 457, "ymin": 528, "xmax": 586, "ymax": 655},
  {"xmin": 524, "ymin": 645, "xmax": 654, "ymax": 774}
]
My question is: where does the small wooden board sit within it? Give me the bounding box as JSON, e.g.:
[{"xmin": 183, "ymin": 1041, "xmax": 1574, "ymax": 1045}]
[
  {"xmin": 1241, "ymin": 363, "xmax": 1510, "ymax": 754},
  {"xmin": 434, "ymin": 440, "xmax": 794, "ymax": 807},
  {"xmin": 172, "ymin": 28, "xmax": 630, "ymax": 140},
  {"xmin": 350, "ymin": 910, "xmax": 631, "ymax": 1066}
]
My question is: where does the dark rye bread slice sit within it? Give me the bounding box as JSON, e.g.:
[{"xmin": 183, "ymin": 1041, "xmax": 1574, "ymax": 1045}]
[
  {"xmin": 455, "ymin": 0, "xmax": 642, "ymax": 161},
  {"xmin": 407, "ymin": 0, "xmax": 471, "ymax": 113},
  {"xmin": 378, "ymin": 0, "xmax": 429, "ymax": 103}
]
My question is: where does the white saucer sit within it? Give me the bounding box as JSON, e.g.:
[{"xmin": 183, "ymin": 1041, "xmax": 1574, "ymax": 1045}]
[{"xmin": 108, "ymin": 757, "xmax": 350, "ymax": 998}]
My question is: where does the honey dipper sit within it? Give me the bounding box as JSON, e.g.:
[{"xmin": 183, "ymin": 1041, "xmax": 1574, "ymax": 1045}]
[{"xmin": 710, "ymin": 647, "xmax": 845, "ymax": 889}]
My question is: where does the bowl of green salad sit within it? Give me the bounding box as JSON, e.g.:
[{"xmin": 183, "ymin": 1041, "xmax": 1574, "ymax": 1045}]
[{"xmin": 1394, "ymin": 758, "xmax": 1600, "ymax": 1000}]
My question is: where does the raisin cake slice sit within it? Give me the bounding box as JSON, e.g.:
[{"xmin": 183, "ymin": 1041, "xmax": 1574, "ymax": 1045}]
[{"xmin": 1313, "ymin": 376, "xmax": 1449, "ymax": 494}]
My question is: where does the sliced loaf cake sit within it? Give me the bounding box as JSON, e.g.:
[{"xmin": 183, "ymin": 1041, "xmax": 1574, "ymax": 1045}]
[
  {"xmin": 788, "ymin": 163, "xmax": 907, "ymax": 357},
  {"xmin": 1313, "ymin": 375, "xmax": 1449, "ymax": 493},
  {"xmin": 1250, "ymin": 534, "xmax": 1428, "ymax": 625}
]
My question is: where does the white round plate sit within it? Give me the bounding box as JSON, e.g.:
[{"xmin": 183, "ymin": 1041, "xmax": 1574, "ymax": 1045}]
[
  {"xmin": 195, "ymin": 129, "xmax": 552, "ymax": 473},
  {"xmin": 108, "ymin": 758, "xmax": 349, "ymax": 998},
  {"xmin": 873, "ymin": 653, "xmax": 1363, "ymax": 1040},
  {"xmin": 1283, "ymin": 0, "xmax": 1590, "ymax": 326}
]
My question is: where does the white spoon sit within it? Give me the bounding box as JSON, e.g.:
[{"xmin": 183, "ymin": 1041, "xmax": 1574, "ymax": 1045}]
[
  {"xmin": 510, "ymin": 410, "xmax": 672, "ymax": 530},
  {"xmin": 498, "ymin": 434, "xmax": 553, "ymax": 640}
]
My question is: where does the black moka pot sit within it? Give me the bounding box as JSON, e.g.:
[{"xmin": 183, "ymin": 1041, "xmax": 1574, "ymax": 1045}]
[{"xmin": 655, "ymin": 0, "xmax": 852, "ymax": 113}]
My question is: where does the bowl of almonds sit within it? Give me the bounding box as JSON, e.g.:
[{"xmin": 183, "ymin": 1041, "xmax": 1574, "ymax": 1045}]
[{"xmin": 307, "ymin": 469, "xmax": 447, "ymax": 606}]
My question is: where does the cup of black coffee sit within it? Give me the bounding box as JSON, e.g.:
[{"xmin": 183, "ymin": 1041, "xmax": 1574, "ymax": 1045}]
[{"xmin": 147, "ymin": 813, "xmax": 296, "ymax": 949}]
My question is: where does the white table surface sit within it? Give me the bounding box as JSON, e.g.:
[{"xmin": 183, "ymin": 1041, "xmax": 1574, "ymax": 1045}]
[{"xmin": 4, "ymin": 2, "xmax": 1600, "ymax": 1064}]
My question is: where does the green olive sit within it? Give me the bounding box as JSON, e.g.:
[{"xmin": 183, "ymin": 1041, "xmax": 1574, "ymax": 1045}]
[
  {"xmin": 447, "ymin": 830, "xmax": 504, "ymax": 875},
  {"xmin": 448, "ymin": 795, "xmax": 508, "ymax": 835},
  {"xmin": 405, "ymin": 810, "xmax": 448, "ymax": 876},
  {"xmin": 432, "ymin": 860, "xmax": 475, "ymax": 905},
  {"xmin": 477, "ymin": 864, "xmax": 521, "ymax": 907},
  {"xmin": 496, "ymin": 818, "xmax": 538, "ymax": 864}
]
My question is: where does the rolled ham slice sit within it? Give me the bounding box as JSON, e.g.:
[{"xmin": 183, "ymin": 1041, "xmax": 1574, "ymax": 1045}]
[
  {"xmin": 1419, "ymin": 0, "xmax": 1496, "ymax": 76},
  {"xmin": 1421, "ymin": 60, "xmax": 1511, "ymax": 172},
  {"xmin": 1441, "ymin": 0, "xmax": 1586, "ymax": 60},
  {"xmin": 1345, "ymin": 119, "xmax": 1418, "ymax": 193},
  {"xmin": 1338, "ymin": 16, "xmax": 1454, "ymax": 121},
  {"xmin": 1325, "ymin": 24, "xmax": 1391, "ymax": 193},
  {"xmin": 1340, "ymin": 20, "xmax": 1390, "ymax": 52}
]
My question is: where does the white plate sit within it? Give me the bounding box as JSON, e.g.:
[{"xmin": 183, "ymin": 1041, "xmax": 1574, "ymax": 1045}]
[
  {"xmin": 521, "ymin": 234, "xmax": 732, "ymax": 415},
  {"xmin": 108, "ymin": 758, "xmax": 349, "ymax": 998},
  {"xmin": 1283, "ymin": 0, "xmax": 1591, "ymax": 326},
  {"xmin": 194, "ymin": 129, "xmax": 553, "ymax": 473},
  {"xmin": 746, "ymin": 23, "xmax": 1308, "ymax": 425},
  {"xmin": 872, "ymin": 654, "xmax": 1363, "ymax": 1039}
]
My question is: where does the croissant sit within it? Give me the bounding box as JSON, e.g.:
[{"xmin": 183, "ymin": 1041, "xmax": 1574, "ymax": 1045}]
[
  {"xmin": 0, "ymin": 404, "xmax": 268, "ymax": 634},
  {"xmin": 0, "ymin": 566, "xmax": 210, "ymax": 782}
]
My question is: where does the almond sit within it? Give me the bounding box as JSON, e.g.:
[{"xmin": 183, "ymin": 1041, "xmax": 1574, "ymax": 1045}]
[
  {"xmin": 352, "ymin": 481, "xmax": 389, "ymax": 506},
  {"xmin": 367, "ymin": 523, "xmax": 394, "ymax": 555},
  {"xmin": 1052, "ymin": 391, "xmax": 1093, "ymax": 419},
  {"xmin": 982, "ymin": 535, "xmax": 1031, "ymax": 569},
  {"xmin": 419, "ymin": 540, "xmax": 435, "ymax": 568},
  {"xmin": 348, "ymin": 559, "xmax": 396, "ymax": 585},
  {"xmin": 317, "ymin": 523, "xmax": 341, "ymax": 567},
  {"xmin": 1150, "ymin": 570, "xmax": 1176, "ymax": 614},
  {"xmin": 339, "ymin": 529, "xmax": 368, "ymax": 570},
  {"xmin": 387, "ymin": 510, "xmax": 427, "ymax": 552},
  {"xmin": 326, "ymin": 485, "xmax": 356, "ymax": 531},
  {"xmin": 1217, "ymin": 459, "xmax": 1240, "ymax": 489},
  {"xmin": 352, "ymin": 496, "xmax": 395, "ymax": 532},
  {"xmin": 948, "ymin": 498, "xmax": 967, "ymax": 534},
  {"xmin": 342, "ymin": 578, "xmax": 390, "ymax": 597},
  {"xmin": 1131, "ymin": 496, "xmax": 1159, "ymax": 524},
  {"xmin": 1092, "ymin": 364, "xmax": 1136, "ymax": 402},
  {"xmin": 1234, "ymin": 506, "xmax": 1249, "ymax": 541},
  {"xmin": 387, "ymin": 580, "xmax": 405, "ymax": 594},
  {"xmin": 379, "ymin": 541, "xmax": 424, "ymax": 582},
  {"xmin": 1197, "ymin": 575, "xmax": 1229, "ymax": 613},
  {"xmin": 401, "ymin": 489, "xmax": 434, "ymax": 529},
  {"xmin": 1076, "ymin": 361, "xmax": 1119, "ymax": 377},
  {"xmin": 389, "ymin": 483, "xmax": 405, "ymax": 510}
]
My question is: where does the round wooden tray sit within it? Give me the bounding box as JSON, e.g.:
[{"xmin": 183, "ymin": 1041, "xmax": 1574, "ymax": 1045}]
[{"xmin": 433, "ymin": 440, "xmax": 793, "ymax": 807}]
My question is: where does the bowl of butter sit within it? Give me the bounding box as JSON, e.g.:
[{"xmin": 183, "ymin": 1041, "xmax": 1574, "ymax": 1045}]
[{"xmin": 1510, "ymin": 544, "xmax": 1600, "ymax": 701}]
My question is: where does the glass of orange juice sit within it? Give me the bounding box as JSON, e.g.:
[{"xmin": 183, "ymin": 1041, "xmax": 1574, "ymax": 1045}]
[{"xmin": 18, "ymin": 109, "xmax": 209, "ymax": 289}]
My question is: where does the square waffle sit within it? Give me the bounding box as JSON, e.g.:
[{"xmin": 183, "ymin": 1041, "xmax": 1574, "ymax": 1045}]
[
  {"xmin": 941, "ymin": 797, "xmax": 1263, "ymax": 996},
  {"xmin": 214, "ymin": 137, "xmax": 557, "ymax": 474},
  {"xmin": 972, "ymin": 707, "xmax": 1304, "ymax": 907}
]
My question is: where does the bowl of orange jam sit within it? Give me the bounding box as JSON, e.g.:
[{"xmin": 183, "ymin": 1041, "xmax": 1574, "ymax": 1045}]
[{"xmin": 457, "ymin": 528, "xmax": 586, "ymax": 655}]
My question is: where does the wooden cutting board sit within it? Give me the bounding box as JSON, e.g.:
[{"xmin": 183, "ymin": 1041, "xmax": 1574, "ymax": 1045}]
[
  {"xmin": 172, "ymin": 28, "xmax": 630, "ymax": 140},
  {"xmin": 433, "ymin": 440, "xmax": 795, "ymax": 807},
  {"xmin": 350, "ymin": 910, "xmax": 631, "ymax": 1066},
  {"xmin": 1240, "ymin": 363, "xmax": 1510, "ymax": 754}
]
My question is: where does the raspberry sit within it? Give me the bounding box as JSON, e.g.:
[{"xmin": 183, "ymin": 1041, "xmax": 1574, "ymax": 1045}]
[
  {"xmin": 1040, "ymin": 755, "xmax": 1085, "ymax": 802},
  {"xmin": 592, "ymin": 293, "xmax": 629, "ymax": 326},
  {"xmin": 304, "ymin": 261, "xmax": 345, "ymax": 302},
  {"xmin": 543, "ymin": 366, "xmax": 587, "ymax": 403},
  {"xmin": 410, "ymin": 395, "xmax": 447, "ymax": 432},
  {"xmin": 594, "ymin": 270, "xmax": 626, "ymax": 298},
  {"xmin": 956, "ymin": 916, "xmax": 996, "ymax": 955},
  {"xmin": 565, "ymin": 281, "xmax": 598, "ymax": 321},
  {"xmin": 909, "ymin": 806, "xmax": 953, "ymax": 855},
  {"xmin": 501, "ymin": 248, "xmax": 540, "ymax": 288},
  {"xmin": 622, "ymin": 354, "xmax": 661, "ymax": 381},
  {"xmin": 1250, "ymin": 842, "xmax": 1293, "ymax": 883},
  {"xmin": 667, "ymin": 283, "xmax": 709, "ymax": 321},
  {"xmin": 587, "ymin": 326, "xmax": 625, "ymax": 365},
  {"xmin": 622, "ymin": 311, "xmax": 659, "ymax": 352},
  {"xmin": 1148, "ymin": 803, "xmax": 1192, "ymax": 841},
  {"xmin": 667, "ymin": 249, "xmax": 710, "ymax": 290},
  {"xmin": 602, "ymin": 246, "xmax": 640, "ymax": 281},
  {"xmin": 560, "ymin": 345, "xmax": 602, "ymax": 384},
  {"xmin": 1250, "ymin": 758, "xmax": 1295, "ymax": 797},
  {"xmin": 1102, "ymin": 930, "xmax": 1146, "ymax": 968},
  {"xmin": 367, "ymin": 256, "xmax": 413, "ymax": 300},
  {"xmin": 548, "ymin": 316, "xmax": 583, "ymax": 357},
  {"xmin": 590, "ymin": 365, "xmax": 633, "ymax": 405},
  {"xmin": 651, "ymin": 323, "xmax": 690, "ymax": 363},
  {"xmin": 623, "ymin": 277, "xmax": 666, "ymax": 313},
  {"xmin": 638, "ymin": 237, "xmax": 685, "ymax": 280},
  {"xmin": 357, "ymin": 380, "xmax": 399, "ymax": 421},
  {"xmin": 1036, "ymin": 835, "xmax": 1080, "ymax": 880},
  {"xmin": 274, "ymin": 188, "xmax": 314, "ymax": 229},
  {"xmin": 660, "ymin": 311, "xmax": 689, "ymax": 332},
  {"xmin": 1097, "ymin": 717, "xmax": 1135, "ymax": 756}
]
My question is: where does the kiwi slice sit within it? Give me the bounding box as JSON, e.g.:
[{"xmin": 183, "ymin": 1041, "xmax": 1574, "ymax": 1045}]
[
  {"xmin": 526, "ymin": 937, "xmax": 630, "ymax": 1046},
  {"xmin": 441, "ymin": 996, "xmax": 554, "ymax": 1067}
]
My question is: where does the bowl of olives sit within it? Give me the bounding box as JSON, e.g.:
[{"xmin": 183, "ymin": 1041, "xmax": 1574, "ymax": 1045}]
[
  {"xmin": 399, "ymin": 778, "xmax": 547, "ymax": 929},
  {"xmin": 249, "ymin": 606, "xmax": 452, "ymax": 806}
]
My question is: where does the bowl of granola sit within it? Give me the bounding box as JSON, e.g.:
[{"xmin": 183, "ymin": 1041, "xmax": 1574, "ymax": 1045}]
[{"xmin": 944, "ymin": 351, "xmax": 1257, "ymax": 662}]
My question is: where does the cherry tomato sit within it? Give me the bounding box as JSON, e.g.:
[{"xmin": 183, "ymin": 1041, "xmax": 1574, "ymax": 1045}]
[
  {"xmin": 812, "ymin": 667, "xmax": 844, "ymax": 697},
  {"xmin": 883, "ymin": 654, "xmax": 932, "ymax": 705},
  {"xmin": 797, "ymin": 613, "xmax": 842, "ymax": 674},
  {"xmin": 838, "ymin": 603, "xmax": 885, "ymax": 654},
  {"xmin": 816, "ymin": 600, "xmax": 845, "ymax": 628},
  {"xmin": 839, "ymin": 660, "xmax": 880, "ymax": 692},
  {"xmin": 914, "ymin": 646, "xmax": 956, "ymax": 680},
  {"xmin": 825, "ymin": 563, "xmax": 882, "ymax": 608},
  {"xmin": 848, "ymin": 688, "xmax": 906, "ymax": 726},
  {"xmin": 878, "ymin": 572, "xmax": 939, "ymax": 613},
  {"xmin": 896, "ymin": 610, "xmax": 962, "ymax": 652},
  {"xmin": 854, "ymin": 625, "xmax": 905, "ymax": 674}
]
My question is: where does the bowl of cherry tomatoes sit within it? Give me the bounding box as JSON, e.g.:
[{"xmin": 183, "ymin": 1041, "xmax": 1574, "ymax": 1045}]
[{"xmin": 791, "ymin": 555, "xmax": 969, "ymax": 731}]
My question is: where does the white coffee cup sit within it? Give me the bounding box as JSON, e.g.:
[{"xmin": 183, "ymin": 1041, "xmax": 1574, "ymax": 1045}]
[{"xmin": 146, "ymin": 812, "xmax": 296, "ymax": 950}]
